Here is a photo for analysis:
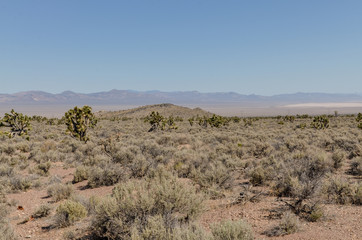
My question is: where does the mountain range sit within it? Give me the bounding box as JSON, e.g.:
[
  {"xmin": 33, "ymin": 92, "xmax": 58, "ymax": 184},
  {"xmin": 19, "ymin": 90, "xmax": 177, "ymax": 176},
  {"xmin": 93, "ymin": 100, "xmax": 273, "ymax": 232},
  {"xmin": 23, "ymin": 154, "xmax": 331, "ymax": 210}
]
[{"xmin": 1, "ymin": 90, "xmax": 362, "ymax": 106}]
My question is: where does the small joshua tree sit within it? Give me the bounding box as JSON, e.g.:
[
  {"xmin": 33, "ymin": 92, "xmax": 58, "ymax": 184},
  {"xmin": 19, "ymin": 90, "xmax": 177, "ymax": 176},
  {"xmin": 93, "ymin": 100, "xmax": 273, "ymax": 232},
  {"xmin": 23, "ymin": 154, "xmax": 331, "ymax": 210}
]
[
  {"xmin": 162, "ymin": 115, "xmax": 178, "ymax": 130},
  {"xmin": 311, "ymin": 115, "xmax": 329, "ymax": 129},
  {"xmin": 145, "ymin": 111, "xmax": 164, "ymax": 132},
  {"xmin": 145, "ymin": 112, "xmax": 178, "ymax": 132},
  {"xmin": 64, "ymin": 106, "xmax": 97, "ymax": 142},
  {"xmin": 0, "ymin": 109, "xmax": 31, "ymax": 138},
  {"xmin": 356, "ymin": 113, "xmax": 362, "ymax": 129}
]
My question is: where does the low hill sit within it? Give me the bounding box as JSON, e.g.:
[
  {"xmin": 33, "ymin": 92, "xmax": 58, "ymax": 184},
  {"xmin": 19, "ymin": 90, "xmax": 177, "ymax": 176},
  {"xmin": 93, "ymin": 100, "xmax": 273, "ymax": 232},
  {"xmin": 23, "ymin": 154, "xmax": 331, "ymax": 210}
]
[{"xmin": 96, "ymin": 103, "xmax": 213, "ymax": 119}]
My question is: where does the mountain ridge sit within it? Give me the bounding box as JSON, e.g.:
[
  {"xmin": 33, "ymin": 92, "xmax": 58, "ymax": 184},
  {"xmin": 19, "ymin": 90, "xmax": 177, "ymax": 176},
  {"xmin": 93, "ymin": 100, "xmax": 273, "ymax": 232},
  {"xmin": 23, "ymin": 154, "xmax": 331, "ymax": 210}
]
[{"xmin": 1, "ymin": 90, "xmax": 362, "ymax": 106}]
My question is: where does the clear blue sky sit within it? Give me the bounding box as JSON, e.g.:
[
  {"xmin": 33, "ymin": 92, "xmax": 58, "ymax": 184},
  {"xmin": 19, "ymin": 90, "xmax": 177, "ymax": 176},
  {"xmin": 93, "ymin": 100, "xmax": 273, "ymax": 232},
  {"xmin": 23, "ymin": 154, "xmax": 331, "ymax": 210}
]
[{"xmin": 1, "ymin": 0, "xmax": 361, "ymax": 95}]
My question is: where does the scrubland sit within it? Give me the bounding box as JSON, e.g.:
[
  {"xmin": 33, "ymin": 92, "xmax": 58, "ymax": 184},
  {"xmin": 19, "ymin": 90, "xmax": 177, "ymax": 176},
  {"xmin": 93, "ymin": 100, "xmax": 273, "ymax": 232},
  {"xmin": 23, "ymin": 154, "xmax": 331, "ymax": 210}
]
[{"xmin": 0, "ymin": 105, "xmax": 361, "ymax": 240}]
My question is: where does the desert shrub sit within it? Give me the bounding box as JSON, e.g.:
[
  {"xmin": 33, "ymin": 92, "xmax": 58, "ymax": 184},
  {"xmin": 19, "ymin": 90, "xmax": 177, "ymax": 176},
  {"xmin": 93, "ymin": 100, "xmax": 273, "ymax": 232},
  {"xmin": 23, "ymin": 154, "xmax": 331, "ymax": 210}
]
[
  {"xmin": 10, "ymin": 176, "xmax": 32, "ymax": 192},
  {"xmin": 0, "ymin": 188, "xmax": 17, "ymax": 240},
  {"xmin": 47, "ymin": 183, "xmax": 74, "ymax": 202},
  {"xmin": 332, "ymin": 150, "xmax": 345, "ymax": 170},
  {"xmin": 247, "ymin": 140, "xmax": 273, "ymax": 158},
  {"xmin": 192, "ymin": 161, "xmax": 235, "ymax": 193},
  {"xmin": 72, "ymin": 165, "xmax": 89, "ymax": 183},
  {"xmin": 128, "ymin": 155, "xmax": 152, "ymax": 178},
  {"xmin": 34, "ymin": 162, "xmax": 51, "ymax": 176},
  {"xmin": 130, "ymin": 216, "xmax": 211, "ymax": 240},
  {"xmin": 264, "ymin": 211, "xmax": 300, "ymax": 236},
  {"xmin": 333, "ymin": 137, "xmax": 361, "ymax": 158},
  {"xmin": 211, "ymin": 219, "xmax": 253, "ymax": 240},
  {"xmin": 349, "ymin": 157, "xmax": 362, "ymax": 176},
  {"xmin": 63, "ymin": 231, "xmax": 77, "ymax": 240},
  {"xmin": 249, "ymin": 166, "xmax": 268, "ymax": 186},
  {"xmin": 0, "ymin": 164, "xmax": 14, "ymax": 177},
  {"xmin": 0, "ymin": 216, "xmax": 17, "ymax": 240},
  {"xmin": 92, "ymin": 170, "xmax": 204, "ymax": 239},
  {"xmin": 273, "ymin": 152, "xmax": 331, "ymax": 220},
  {"xmin": 171, "ymin": 224, "xmax": 211, "ymax": 240},
  {"xmin": 324, "ymin": 176, "xmax": 358, "ymax": 205},
  {"xmin": 307, "ymin": 203, "xmax": 324, "ymax": 222},
  {"xmin": 87, "ymin": 164, "xmax": 129, "ymax": 188},
  {"xmin": 32, "ymin": 204, "xmax": 51, "ymax": 218},
  {"xmin": 284, "ymin": 137, "xmax": 307, "ymax": 152},
  {"xmin": 274, "ymin": 153, "xmax": 331, "ymax": 198},
  {"xmin": 353, "ymin": 183, "xmax": 362, "ymax": 205},
  {"xmin": 54, "ymin": 200, "xmax": 87, "ymax": 227}
]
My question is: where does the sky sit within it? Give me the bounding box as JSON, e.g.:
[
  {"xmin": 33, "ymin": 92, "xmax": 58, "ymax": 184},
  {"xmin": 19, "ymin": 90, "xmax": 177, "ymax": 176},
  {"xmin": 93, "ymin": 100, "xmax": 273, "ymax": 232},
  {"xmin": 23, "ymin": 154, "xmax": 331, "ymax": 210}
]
[{"xmin": 0, "ymin": 0, "xmax": 361, "ymax": 95}]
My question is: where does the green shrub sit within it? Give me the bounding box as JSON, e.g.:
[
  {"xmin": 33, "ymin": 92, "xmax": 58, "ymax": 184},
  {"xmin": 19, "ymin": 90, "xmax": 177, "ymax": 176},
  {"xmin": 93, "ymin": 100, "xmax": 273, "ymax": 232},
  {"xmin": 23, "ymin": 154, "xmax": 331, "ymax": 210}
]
[
  {"xmin": 55, "ymin": 200, "xmax": 87, "ymax": 227},
  {"xmin": 211, "ymin": 219, "xmax": 253, "ymax": 240}
]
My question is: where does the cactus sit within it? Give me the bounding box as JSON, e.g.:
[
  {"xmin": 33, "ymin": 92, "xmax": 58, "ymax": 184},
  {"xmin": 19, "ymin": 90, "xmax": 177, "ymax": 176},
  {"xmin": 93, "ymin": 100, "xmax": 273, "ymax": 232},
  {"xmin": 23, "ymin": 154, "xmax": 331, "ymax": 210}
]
[
  {"xmin": 310, "ymin": 115, "xmax": 329, "ymax": 129},
  {"xmin": 64, "ymin": 106, "xmax": 97, "ymax": 142},
  {"xmin": 0, "ymin": 109, "xmax": 31, "ymax": 138}
]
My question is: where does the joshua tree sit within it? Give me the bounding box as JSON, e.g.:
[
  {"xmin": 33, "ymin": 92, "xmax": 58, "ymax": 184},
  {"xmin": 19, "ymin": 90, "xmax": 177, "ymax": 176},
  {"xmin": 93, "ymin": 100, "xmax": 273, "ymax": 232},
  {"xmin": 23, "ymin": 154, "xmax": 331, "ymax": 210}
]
[
  {"xmin": 64, "ymin": 106, "xmax": 97, "ymax": 142},
  {"xmin": 356, "ymin": 113, "xmax": 362, "ymax": 129},
  {"xmin": 145, "ymin": 111, "xmax": 164, "ymax": 132},
  {"xmin": 0, "ymin": 109, "xmax": 31, "ymax": 138},
  {"xmin": 311, "ymin": 115, "xmax": 329, "ymax": 129}
]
